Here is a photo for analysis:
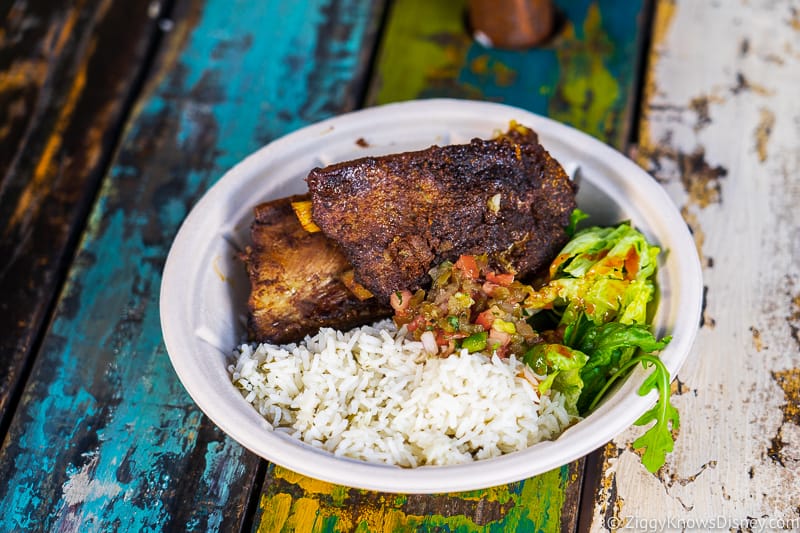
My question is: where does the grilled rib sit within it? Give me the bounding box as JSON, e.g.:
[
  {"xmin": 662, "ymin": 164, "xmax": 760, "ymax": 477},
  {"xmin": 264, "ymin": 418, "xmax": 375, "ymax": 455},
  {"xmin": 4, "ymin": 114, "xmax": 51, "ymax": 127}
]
[
  {"xmin": 306, "ymin": 125, "xmax": 577, "ymax": 301},
  {"xmin": 242, "ymin": 195, "xmax": 391, "ymax": 343}
]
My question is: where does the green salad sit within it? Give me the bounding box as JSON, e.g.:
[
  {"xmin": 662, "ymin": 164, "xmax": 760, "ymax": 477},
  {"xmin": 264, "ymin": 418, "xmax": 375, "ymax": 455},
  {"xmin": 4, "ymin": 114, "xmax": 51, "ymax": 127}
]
[{"xmin": 391, "ymin": 211, "xmax": 677, "ymax": 472}]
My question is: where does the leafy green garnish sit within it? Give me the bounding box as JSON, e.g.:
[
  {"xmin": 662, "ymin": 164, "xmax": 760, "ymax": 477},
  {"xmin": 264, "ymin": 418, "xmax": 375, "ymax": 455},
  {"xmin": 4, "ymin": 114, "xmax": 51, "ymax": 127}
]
[
  {"xmin": 527, "ymin": 222, "xmax": 660, "ymax": 327},
  {"xmin": 522, "ymin": 219, "xmax": 677, "ymax": 474},
  {"xmin": 587, "ymin": 354, "xmax": 679, "ymax": 473},
  {"xmin": 565, "ymin": 316, "xmax": 672, "ymax": 413}
]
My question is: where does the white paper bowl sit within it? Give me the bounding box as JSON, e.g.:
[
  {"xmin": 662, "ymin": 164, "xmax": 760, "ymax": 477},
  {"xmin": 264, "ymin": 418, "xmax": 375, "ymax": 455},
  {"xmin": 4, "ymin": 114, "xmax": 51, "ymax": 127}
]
[{"xmin": 160, "ymin": 99, "xmax": 702, "ymax": 493}]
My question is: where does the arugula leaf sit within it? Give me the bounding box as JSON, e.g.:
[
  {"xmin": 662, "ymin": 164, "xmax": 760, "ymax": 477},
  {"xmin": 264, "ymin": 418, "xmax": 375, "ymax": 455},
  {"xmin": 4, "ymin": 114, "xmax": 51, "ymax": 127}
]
[
  {"xmin": 567, "ymin": 319, "xmax": 671, "ymax": 413},
  {"xmin": 588, "ymin": 354, "xmax": 679, "ymax": 473}
]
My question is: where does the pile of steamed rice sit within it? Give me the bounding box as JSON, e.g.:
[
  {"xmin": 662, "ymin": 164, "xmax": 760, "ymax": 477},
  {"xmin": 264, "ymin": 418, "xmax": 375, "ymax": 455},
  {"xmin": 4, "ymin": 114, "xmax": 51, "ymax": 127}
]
[{"xmin": 229, "ymin": 320, "xmax": 576, "ymax": 467}]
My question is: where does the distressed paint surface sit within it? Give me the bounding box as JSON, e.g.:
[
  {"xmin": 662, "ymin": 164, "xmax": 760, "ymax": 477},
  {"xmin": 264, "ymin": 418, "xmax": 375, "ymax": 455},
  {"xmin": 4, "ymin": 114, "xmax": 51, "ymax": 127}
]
[
  {"xmin": 589, "ymin": 0, "xmax": 800, "ymax": 529},
  {"xmin": 256, "ymin": 463, "xmax": 581, "ymax": 532},
  {"xmin": 370, "ymin": 0, "xmax": 645, "ymax": 147},
  {"xmin": 0, "ymin": 0, "xmax": 161, "ymax": 425},
  {"xmin": 0, "ymin": 0, "xmax": 384, "ymax": 530}
]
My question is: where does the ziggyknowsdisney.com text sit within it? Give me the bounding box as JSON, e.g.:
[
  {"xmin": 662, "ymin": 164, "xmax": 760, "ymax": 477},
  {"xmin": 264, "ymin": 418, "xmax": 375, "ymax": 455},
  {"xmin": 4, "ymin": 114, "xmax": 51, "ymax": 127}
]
[{"xmin": 606, "ymin": 514, "xmax": 800, "ymax": 531}]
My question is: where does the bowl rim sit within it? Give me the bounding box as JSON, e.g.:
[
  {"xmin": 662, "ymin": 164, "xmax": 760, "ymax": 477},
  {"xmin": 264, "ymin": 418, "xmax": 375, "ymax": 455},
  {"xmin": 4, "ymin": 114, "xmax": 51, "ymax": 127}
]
[{"xmin": 160, "ymin": 98, "xmax": 703, "ymax": 493}]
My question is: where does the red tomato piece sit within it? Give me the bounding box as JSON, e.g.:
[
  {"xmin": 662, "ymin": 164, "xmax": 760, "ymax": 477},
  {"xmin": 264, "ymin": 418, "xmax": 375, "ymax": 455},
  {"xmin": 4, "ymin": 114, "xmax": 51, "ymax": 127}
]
[
  {"xmin": 486, "ymin": 271, "xmax": 514, "ymax": 286},
  {"xmin": 454, "ymin": 255, "xmax": 480, "ymax": 279},
  {"xmin": 475, "ymin": 309, "xmax": 496, "ymax": 330}
]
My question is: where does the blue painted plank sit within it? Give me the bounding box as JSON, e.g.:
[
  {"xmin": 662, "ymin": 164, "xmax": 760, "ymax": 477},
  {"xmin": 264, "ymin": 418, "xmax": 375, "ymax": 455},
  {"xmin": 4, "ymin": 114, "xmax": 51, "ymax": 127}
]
[{"xmin": 0, "ymin": 0, "xmax": 384, "ymax": 530}]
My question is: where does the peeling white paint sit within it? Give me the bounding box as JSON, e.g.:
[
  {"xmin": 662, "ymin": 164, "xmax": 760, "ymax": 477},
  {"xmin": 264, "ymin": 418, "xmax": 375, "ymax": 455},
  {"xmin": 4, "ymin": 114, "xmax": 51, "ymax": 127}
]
[
  {"xmin": 61, "ymin": 455, "xmax": 121, "ymax": 507},
  {"xmin": 592, "ymin": 0, "xmax": 800, "ymax": 529}
]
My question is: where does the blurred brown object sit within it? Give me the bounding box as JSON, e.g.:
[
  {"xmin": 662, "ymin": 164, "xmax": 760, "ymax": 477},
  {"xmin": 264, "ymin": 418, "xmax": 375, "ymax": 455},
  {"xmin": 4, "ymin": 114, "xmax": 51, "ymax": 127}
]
[{"xmin": 469, "ymin": 0, "xmax": 555, "ymax": 49}]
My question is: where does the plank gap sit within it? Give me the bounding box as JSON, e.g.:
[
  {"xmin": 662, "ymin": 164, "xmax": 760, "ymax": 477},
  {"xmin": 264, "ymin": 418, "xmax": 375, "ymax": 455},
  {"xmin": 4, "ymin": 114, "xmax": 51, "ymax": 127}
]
[
  {"xmin": 626, "ymin": 0, "xmax": 658, "ymax": 148},
  {"xmin": 240, "ymin": 460, "xmax": 269, "ymax": 533},
  {"xmin": 352, "ymin": 0, "xmax": 393, "ymax": 110}
]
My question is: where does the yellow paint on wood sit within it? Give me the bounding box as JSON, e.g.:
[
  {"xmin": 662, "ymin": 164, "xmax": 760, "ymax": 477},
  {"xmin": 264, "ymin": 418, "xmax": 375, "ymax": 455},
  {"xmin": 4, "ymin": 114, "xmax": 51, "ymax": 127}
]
[
  {"xmin": 549, "ymin": 4, "xmax": 621, "ymax": 140},
  {"xmin": 651, "ymin": 0, "xmax": 677, "ymax": 55},
  {"xmin": 258, "ymin": 493, "xmax": 293, "ymax": 533},
  {"xmin": 352, "ymin": 507, "xmax": 412, "ymax": 532},
  {"xmin": 595, "ymin": 441, "xmax": 624, "ymax": 527},
  {"xmin": 773, "ymin": 368, "xmax": 800, "ymax": 425},
  {"xmin": 274, "ymin": 466, "xmax": 338, "ymax": 495},
  {"xmin": 789, "ymin": 7, "xmax": 800, "ymax": 31},
  {"xmin": 0, "ymin": 60, "xmax": 48, "ymax": 92},
  {"xmin": 286, "ymin": 497, "xmax": 323, "ymax": 532},
  {"xmin": 456, "ymin": 484, "xmax": 513, "ymax": 503},
  {"xmin": 0, "ymin": 61, "xmax": 47, "ymax": 143},
  {"xmin": 468, "ymin": 55, "xmax": 516, "ymax": 87},
  {"xmin": 51, "ymin": 5, "xmax": 82, "ymax": 56}
]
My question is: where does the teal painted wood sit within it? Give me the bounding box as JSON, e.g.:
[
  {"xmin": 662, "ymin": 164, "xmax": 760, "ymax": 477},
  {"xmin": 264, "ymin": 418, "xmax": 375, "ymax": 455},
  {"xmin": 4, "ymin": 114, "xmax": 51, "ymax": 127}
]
[{"xmin": 0, "ymin": 0, "xmax": 384, "ymax": 530}]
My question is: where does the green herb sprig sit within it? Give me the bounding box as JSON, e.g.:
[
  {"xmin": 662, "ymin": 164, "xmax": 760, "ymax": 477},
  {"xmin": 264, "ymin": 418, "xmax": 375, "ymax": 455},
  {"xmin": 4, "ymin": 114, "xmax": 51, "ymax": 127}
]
[{"xmin": 588, "ymin": 354, "xmax": 679, "ymax": 473}]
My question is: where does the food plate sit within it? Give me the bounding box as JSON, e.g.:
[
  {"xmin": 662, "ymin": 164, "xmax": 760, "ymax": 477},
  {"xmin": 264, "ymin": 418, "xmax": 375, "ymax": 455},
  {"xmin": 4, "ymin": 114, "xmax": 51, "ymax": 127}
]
[{"xmin": 160, "ymin": 99, "xmax": 702, "ymax": 493}]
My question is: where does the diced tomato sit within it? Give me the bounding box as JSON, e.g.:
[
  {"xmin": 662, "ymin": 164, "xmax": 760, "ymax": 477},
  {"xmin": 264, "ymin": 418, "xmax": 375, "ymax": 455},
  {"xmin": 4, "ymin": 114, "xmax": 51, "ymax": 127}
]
[
  {"xmin": 434, "ymin": 330, "xmax": 450, "ymax": 346},
  {"xmin": 405, "ymin": 315, "xmax": 426, "ymax": 332},
  {"xmin": 454, "ymin": 255, "xmax": 480, "ymax": 280},
  {"xmin": 486, "ymin": 271, "xmax": 514, "ymax": 286},
  {"xmin": 488, "ymin": 328, "xmax": 512, "ymax": 358},
  {"xmin": 475, "ymin": 309, "xmax": 496, "ymax": 330}
]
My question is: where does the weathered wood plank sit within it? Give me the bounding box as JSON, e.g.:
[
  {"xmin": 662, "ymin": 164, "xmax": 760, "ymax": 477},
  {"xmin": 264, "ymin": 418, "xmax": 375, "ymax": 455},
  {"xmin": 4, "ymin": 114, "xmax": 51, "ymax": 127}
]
[
  {"xmin": 0, "ymin": 0, "xmax": 161, "ymax": 427},
  {"xmin": 587, "ymin": 0, "xmax": 800, "ymax": 529},
  {"xmin": 256, "ymin": 462, "xmax": 583, "ymax": 532},
  {"xmin": 369, "ymin": 0, "xmax": 646, "ymax": 148},
  {"xmin": 0, "ymin": 0, "xmax": 385, "ymax": 530},
  {"xmin": 253, "ymin": 1, "xmax": 646, "ymax": 531}
]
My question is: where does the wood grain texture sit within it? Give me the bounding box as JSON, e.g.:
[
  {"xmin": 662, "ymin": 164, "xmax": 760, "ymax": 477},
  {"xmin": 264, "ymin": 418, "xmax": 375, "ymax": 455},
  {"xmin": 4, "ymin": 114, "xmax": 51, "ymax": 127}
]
[
  {"xmin": 0, "ymin": 0, "xmax": 384, "ymax": 530},
  {"xmin": 250, "ymin": 1, "xmax": 646, "ymax": 532},
  {"xmin": 587, "ymin": 0, "xmax": 800, "ymax": 530},
  {"xmin": 0, "ymin": 0, "xmax": 161, "ymax": 426}
]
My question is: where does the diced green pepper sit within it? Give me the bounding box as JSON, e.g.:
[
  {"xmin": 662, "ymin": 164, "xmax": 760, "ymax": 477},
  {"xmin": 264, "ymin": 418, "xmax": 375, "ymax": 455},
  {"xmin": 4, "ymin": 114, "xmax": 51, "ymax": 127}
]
[{"xmin": 462, "ymin": 331, "xmax": 488, "ymax": 353}]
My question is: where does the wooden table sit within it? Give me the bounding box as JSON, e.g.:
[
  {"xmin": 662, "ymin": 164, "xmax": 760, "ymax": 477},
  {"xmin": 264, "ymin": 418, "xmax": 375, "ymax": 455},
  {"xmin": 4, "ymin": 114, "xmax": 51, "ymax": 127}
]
[{"xmin": 1, "ymin": 1, "xmax": 798, "ymax": 530}]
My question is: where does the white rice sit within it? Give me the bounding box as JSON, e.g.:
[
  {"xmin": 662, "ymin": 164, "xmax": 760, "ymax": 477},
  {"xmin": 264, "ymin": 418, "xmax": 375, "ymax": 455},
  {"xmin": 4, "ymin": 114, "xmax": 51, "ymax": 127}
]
[{"xmin": 229, "ymin": 320, "xmax": 576, "ymax": 467}]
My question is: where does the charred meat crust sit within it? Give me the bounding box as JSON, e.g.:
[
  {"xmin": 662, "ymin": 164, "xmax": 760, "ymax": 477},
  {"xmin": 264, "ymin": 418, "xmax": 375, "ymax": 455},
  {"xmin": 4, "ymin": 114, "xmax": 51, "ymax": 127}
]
[
  {"xmin": 242, "ymin": 194, "xmax": 391, "ymax": 343},
  {"xmin": 306, "ymin": 126, "xmax": 577, "ymax": 301}
]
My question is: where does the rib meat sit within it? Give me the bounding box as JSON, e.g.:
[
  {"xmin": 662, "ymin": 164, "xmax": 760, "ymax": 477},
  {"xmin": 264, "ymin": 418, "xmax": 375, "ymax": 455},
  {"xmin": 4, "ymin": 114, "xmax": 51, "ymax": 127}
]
[
  {"xmin": 306, "ymin": 125, "xmax": 577, "ymax": 301},
  {"xmin": 242, "ymin": 195, "xmax": 390, "ymax": 343}
]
